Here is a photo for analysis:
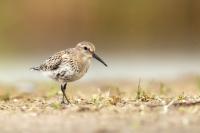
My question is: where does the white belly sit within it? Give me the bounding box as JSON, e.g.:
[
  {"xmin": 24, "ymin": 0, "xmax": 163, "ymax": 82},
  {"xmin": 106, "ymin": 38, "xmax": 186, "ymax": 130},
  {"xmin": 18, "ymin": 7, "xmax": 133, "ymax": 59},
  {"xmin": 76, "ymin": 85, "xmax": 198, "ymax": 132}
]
[{"xmin": 42, "ymin": 64, "xmax": 89, "ymax": 83}]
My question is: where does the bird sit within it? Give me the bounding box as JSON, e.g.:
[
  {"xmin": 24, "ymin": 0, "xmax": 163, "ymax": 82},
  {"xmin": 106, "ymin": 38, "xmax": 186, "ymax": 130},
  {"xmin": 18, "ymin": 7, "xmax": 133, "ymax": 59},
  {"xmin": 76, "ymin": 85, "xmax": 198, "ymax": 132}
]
[{"xmin": 31, "ymin": 41, "xmax": 107, "ymax": 104}]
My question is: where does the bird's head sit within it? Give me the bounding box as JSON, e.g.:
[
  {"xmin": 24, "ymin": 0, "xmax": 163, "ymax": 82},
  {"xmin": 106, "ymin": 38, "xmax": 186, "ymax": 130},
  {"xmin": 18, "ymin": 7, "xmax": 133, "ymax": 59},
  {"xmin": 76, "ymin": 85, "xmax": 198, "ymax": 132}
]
[{"xmin": 76, "ymin": 41, "xmax": 107, "ymax": 67}]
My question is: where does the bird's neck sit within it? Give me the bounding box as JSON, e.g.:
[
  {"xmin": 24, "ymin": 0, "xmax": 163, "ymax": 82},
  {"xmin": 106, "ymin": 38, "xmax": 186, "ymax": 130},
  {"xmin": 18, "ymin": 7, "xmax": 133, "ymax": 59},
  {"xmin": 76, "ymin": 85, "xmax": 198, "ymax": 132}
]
[{"xmin": 77, "ymin": 53, "xmax": 92, "ymax": 71}]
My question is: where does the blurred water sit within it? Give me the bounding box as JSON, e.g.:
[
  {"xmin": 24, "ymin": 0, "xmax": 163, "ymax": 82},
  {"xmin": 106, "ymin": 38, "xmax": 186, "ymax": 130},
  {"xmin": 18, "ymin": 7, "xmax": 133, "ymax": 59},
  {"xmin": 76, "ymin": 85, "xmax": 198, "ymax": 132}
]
[{"xmin": 0, "ymin": 55, "xmax": 200, "ymax": 83}]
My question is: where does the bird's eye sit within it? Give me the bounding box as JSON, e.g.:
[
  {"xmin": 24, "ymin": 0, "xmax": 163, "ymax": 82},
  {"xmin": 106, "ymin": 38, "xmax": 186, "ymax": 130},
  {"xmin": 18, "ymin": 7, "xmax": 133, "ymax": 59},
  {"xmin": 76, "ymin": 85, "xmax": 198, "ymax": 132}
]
[{"xmin": 84, "ymin": 47, "xmax": 88, "ymax": 50}]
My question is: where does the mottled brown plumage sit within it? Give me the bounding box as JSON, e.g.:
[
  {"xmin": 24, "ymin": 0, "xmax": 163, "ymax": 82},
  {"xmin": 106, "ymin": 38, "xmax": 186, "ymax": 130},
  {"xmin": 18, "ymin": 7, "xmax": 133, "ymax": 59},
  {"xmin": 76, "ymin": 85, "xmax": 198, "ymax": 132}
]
[{"xmin": 32, "ymin": 41, "xmax": 107, "ymax": 104}]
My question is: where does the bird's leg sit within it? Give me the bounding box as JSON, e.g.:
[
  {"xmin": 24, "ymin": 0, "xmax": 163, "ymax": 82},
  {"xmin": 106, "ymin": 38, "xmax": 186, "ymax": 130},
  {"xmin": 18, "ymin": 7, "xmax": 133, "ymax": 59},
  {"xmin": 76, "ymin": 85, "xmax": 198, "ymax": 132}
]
[
  {"xmin": 61, "ymin": 85, "xmax": 65, "ymax": 104},
  {"xmin": 61, "ymin": 83, "xmax": 71, "ymax": 104}
]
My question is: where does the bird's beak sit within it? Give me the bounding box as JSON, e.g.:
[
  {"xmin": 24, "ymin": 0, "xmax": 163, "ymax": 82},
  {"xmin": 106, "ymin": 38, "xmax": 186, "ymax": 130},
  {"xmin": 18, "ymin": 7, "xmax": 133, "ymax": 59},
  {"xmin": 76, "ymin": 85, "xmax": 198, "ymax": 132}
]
[{"xmin": 93, "ymin": 53, "xmax": 108, "ymax": 67}]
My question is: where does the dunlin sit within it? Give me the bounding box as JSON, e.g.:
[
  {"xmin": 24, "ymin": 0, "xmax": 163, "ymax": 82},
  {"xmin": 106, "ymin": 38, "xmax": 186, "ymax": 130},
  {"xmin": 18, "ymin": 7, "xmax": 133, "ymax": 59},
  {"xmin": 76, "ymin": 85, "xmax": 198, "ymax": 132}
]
[{"xmin": 31, "ymin": 41, "xmax": 107, "ymax": 104}]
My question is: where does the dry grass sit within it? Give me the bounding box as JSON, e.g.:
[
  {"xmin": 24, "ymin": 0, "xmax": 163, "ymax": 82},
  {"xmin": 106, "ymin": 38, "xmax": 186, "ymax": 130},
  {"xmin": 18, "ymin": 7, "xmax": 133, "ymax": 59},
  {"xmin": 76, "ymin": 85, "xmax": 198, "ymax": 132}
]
[{"xmin": 1, "ymin": 77, "xmax": 200, "ymax": 133}]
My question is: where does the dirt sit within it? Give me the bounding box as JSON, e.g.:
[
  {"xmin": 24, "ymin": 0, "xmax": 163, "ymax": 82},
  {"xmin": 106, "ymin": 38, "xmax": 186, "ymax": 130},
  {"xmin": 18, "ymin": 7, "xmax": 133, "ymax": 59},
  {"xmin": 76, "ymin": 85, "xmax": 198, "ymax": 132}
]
[{"xmin": 0, "ymin": 78, "xmax": 200, "ymax": 133}]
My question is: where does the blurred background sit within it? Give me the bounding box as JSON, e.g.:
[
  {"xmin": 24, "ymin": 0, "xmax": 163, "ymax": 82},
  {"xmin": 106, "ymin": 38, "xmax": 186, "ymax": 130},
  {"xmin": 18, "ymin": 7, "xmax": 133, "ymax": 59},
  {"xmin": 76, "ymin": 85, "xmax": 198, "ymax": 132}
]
[{"xmin": 0, "ymin": 0, "xmax": 200, "ymax": 82}]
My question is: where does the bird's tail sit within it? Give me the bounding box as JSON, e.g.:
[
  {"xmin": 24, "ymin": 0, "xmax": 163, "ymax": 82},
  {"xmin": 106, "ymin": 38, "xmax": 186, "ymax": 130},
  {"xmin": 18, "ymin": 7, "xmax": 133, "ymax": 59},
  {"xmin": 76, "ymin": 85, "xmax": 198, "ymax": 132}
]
[{"xmin": 30, "ymin": 66, "xmax": 41, "ymax": 71}]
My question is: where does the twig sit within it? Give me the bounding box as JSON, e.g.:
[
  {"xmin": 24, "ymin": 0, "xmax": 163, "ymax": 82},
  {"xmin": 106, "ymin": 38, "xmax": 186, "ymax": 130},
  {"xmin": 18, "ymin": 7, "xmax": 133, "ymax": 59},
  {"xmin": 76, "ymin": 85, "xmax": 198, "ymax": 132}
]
[
  {"xmin": 173, "ymin": 100, "xmax": 200, "ymax": 107},
  {"xmin": 138, "ymin": 99, "xmax": 200, "ymax": 108},
  {"xmin": 136, "ymin": 78, "xmax": 141, "ymax": 100}
]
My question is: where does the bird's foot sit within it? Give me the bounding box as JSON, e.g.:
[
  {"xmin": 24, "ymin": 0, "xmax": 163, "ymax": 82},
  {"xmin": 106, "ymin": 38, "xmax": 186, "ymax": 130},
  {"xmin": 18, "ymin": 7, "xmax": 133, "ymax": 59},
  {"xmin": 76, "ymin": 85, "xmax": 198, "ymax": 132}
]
[
  {"xmin": 61, "ymin": 100, "xmax": 71, "ymax": 105},
  {"xmin": 60, "ymin": 101, "xmax": 65, "ymax": 104},
  {"xmin": 66, "ymin": 99, "xmax": 71, "ymax": 104}
]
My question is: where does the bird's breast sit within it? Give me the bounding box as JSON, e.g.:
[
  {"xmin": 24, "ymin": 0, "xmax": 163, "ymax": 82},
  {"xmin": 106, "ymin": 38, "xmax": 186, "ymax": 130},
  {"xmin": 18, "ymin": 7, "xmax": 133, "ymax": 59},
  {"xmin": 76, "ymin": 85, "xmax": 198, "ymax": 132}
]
[
  {"xmin": 76, "ymin": 59, "xmax": 91, "ymax": 75},
  {"xmin": 57, "ymin": 59, "xmax": 91, "ymax": 82}
]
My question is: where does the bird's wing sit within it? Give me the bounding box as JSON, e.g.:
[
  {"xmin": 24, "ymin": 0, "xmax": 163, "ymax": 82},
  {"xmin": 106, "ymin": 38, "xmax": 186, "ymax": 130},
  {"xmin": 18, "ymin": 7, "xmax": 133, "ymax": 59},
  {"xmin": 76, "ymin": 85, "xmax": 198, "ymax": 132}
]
[{"xmin": 39, "ymin": 50, "xmax": 66, "ymax": 71}]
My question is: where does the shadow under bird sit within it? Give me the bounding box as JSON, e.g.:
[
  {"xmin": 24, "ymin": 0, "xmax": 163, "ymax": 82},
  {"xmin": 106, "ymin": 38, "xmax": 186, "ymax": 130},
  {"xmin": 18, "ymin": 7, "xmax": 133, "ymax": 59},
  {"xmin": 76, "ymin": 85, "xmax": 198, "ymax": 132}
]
[{"xmin": 31, "ymin": 41, "xmax": 107, "ymax": 104}]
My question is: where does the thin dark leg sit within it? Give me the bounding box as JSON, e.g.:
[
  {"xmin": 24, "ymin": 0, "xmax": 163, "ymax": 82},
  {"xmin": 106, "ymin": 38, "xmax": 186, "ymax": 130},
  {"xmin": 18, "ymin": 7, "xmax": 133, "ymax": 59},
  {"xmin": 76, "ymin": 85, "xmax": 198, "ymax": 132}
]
[
  {"xmin": 61, "ymin": 84, "xmax": 66, "ymax": 104},
  {"xmin": 61, "ymin": 83, "xmax": 71, "ymax": 104}
]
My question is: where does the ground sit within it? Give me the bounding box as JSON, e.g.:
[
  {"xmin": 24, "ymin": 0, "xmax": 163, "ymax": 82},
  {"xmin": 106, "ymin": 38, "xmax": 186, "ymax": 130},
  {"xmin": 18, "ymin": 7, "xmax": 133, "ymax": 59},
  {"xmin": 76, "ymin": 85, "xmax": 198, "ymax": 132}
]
[{"xmin": 0, "ymin": 77, "xmax": 200, "ymax": 133}]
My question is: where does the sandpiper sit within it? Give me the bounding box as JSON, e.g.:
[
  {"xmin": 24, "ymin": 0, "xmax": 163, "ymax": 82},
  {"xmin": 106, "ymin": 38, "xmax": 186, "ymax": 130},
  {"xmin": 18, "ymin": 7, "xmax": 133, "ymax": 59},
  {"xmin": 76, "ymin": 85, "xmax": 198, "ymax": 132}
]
[{"xmin": 31, "ymin": 41, "xmax": 107, "ymax": 104}]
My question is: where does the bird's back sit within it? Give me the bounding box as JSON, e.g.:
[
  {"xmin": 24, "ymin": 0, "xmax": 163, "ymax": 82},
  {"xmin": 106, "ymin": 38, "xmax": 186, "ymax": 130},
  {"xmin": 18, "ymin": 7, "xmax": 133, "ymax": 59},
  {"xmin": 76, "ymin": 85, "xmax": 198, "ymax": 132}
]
[{"xmin": 32, "ymin": 48, "xmax": 90, "ymax": 82}]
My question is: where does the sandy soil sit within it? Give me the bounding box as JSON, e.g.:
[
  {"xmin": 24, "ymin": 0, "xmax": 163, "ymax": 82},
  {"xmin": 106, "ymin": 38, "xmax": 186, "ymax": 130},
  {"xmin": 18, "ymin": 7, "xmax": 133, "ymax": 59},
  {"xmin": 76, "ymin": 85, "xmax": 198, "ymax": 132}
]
[{"xmin": 0, "ymin": 78, "xmax": 200, "ymax": 133}]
